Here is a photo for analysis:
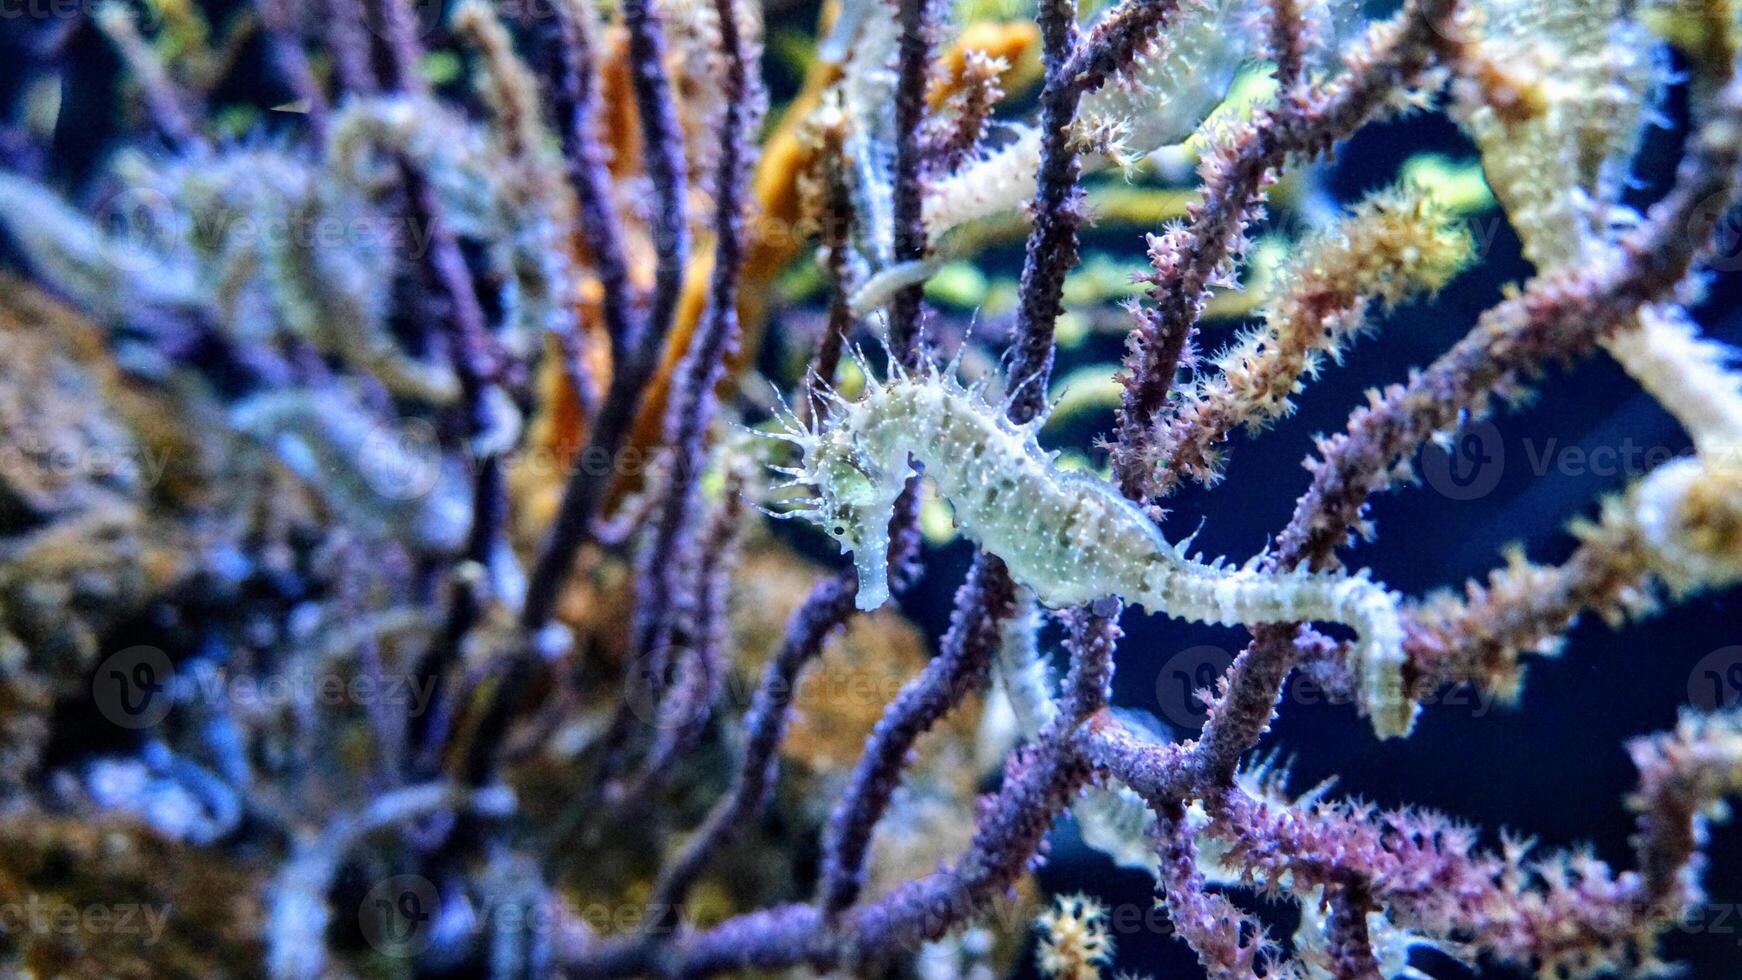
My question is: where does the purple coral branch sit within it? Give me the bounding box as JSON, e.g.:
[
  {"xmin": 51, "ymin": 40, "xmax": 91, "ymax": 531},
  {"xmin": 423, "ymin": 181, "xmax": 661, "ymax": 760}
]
[
  {"xmin": 544, "ymin": 0, "xmax": 639, "ymax": 360},
  {"xmin": 1011, "ymin": 0, "xmax": 1191, "ymax": 421},
  {"xmin": 816, "ymin": 0, "xmax": 1086, "ymax": 911},
  {"xmin": 818, "ymin": 556, "xmax": 1020, "ymax": 913},
  {"xmin": 1153, "ymin": 801, "xmax": 1272, "ymax": 979},
  {"xmin": 884, "ymin": 0, "xmax": 939, "ymax": 363},
  {"xmin": 1081, "ymin": 702, "xmax": 1742, "ymax": 977},
  {"xmin": 622, "ymin": 0, "xmax": 692, "ymax": 367},
  {"xmin": 522, "ymin": 0, "xmax": 694, "ymax": 630},
  {"xmin": 1070, "ymin": 72, "xmax": 1742, "ymax": 976},
  {"xmin": 1112, "ymin": 0, "xmax": 1461, "ymax": 501},
  {"xmin": 257, "ymin": 0, "xmax": 329, "ymax": 134},
  {"xmin": 646, "ymin": 575, "xmax": 858, "ymax": 915},
  {"xmin": 1265, "ymin": 0, "xmax": 1308, "ymax": 91},
  {"xmin": 1091, "ymin": 0, "xmax": 1466, "ymax": 802},
  {"xmin": 1004, "ymin": 0, "xmax": 1085, "ymax": 422},
  {"xmin": 96, "ymin": 5, "xmax": 204, "ymax": 151},
  {"xmin": 1322, "ymin": 882, "xmax": 1383, "ymax": 980},
  {"xmin": 361, "ymin": 0, "xmax": 430, "ymax": 96},
  {"xmin": 321, "ymin": 0, "xmax": 379, "ymax": 95},
  {"xmin": 378, "ymin": 32, "xmax": 514, "ymax": 779},
  {"xmin": 611, "ymin": 473, "xmax": 745, "ymax": 808},
  {"xmin": 806, "ymin": 126, "xmax": 856, "ymax": 424},
  {"xmin": 607, "ymin": 0, "xmax": 762, "ymax": 802},
  {"xmin": 1087, "ymin": 120, "xmax": 1742, "ymax": 915}
]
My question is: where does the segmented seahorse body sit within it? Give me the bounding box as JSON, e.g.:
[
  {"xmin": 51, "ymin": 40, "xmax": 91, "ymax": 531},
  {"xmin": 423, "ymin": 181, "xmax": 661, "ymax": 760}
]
[{"xmin": 769, "ymin": 361, "xmax": 1415, "ymax": 737}]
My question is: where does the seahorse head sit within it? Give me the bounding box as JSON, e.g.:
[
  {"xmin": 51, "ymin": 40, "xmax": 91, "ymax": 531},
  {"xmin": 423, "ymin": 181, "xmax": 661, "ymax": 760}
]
[
  {"xmin": 802, "ymin": 424, "xmax": 900, "ymax": 611},
  {"xmin": 762, "ymin": 384, "xmax": 906, "ymax": 612}
]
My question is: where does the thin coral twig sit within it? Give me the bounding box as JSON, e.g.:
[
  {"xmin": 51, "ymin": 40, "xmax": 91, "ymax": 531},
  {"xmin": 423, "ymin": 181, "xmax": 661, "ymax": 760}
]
[
  {"xmin": 361, "ymin": 0, "xmax": 429, "ymax": 95},
  {"xmin": 805, "ymin": 114, "xmax": 856, "ymax": 424},
  {"xmin": 321, "ymin": 0, "xmax": 379, "ymax": 95},
  {"xmin": 520, "ymin": 0, "xmax": 687, "ymax": 629},
  {"xmin": 817, "ymin": 556, "xmax": 1019, "ymax": 913},
  {"xmin": 609, "ymin": 468, "xmax": 746, "ymax": 811},
  {"xmin": 94, "ymin": 3, "xmax": 205, "ymax": 151},
  {"xmin": 623, "ymin": 0, "xmax": 692, "ymax": 368},
  {"xmin": 644, "ymin": 575, "xmax": 857, "ymax": 914},
  {"xmin": 1322, "ymin": 882, "xmax": 1383, "ymax": 980},
  {"xmin": 1266, "ymin": 0, "xmax": 1307, "ymax": 91},
  {"xmin": 394, "ymin": 187, "xmax": 512, "ymax": 779},
  {"xmin": 257, "ymin": 0, "xmax": 329, "ymax": 134},
  {"xmin": 1111, "ymin": 0, "xmax": 1461, "ymax": 501},
  {"xmin": 599, "ymin": 0, "xmax": 762, "ymax": 803},
  {"xmin": 1153, "ymin": 801, "xmax": 1271, "ymax": 979},
  {"xmin": 884, "ymin": 0, "xmax": 939, "ymax": 363}
]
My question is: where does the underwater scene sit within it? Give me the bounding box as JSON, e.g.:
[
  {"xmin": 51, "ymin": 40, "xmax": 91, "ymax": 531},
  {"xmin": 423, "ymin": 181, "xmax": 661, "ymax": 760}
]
[{"xmin": 0, "ymin": 0, "xmax": 1741, "ymax": 977}]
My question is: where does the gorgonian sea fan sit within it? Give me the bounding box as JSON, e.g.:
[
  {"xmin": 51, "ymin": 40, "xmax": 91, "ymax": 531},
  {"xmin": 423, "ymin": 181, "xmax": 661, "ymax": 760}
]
[{"xmin": 0, "ymin": 0, "xmax": 1736, "ymax": 977}]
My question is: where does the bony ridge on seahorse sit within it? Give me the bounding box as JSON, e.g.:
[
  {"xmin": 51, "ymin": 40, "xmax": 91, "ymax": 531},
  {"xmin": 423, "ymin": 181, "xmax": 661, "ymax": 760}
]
[{"xmin": 761, "ymin": 355, "xmax": 1415, "ymax": 739}]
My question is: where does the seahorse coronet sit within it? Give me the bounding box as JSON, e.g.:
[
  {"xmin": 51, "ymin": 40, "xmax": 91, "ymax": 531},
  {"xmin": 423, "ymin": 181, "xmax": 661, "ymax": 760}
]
[{"xmin": 764, "ymin": 358, "xmax": 1417, "ymax": 738}]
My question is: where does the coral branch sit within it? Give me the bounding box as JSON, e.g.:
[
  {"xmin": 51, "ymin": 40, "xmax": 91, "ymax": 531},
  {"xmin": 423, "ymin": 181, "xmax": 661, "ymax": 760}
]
[
  {"xmin": 818, "ymin": 556, "xmax": 1019, "ymax": 913},
  {"xmin": 1152, "ymin": 186, "xmax": 1471, "ymax": 495},
  {"xmin": 647, "ymin": 575, "xmax": 857, "ymax": 914},
  {"xmin": 610, "ymin": 0, "xmax": 762, "ymax": 795},
  {"xmin": 1154, "ymin": 801, "xmax": 1270, "ymax": 979},
  {"xmin": 521, "ymin": 0, "xmax": 693, "ymax": 629},
  {"xmin": 885, "ymin": 0, "xmax": 940, "ymax": 361},
  {"xmin": 1279, "ymin": 77, "xmax": 1742, "ymax": 572},
  {"xmin": 1112, "ymin": 0, "xmax": 1460, "ymax": 501},
  {"xmin": 94, "ymin": 3, "xmax": 205, "ymax": 150}
]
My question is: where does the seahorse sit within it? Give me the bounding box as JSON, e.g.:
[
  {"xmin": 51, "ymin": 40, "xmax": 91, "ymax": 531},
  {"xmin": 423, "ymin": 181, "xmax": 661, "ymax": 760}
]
[{"xmin": 764, "ymin": 357, "xmax": 1416, "ymax": 738}]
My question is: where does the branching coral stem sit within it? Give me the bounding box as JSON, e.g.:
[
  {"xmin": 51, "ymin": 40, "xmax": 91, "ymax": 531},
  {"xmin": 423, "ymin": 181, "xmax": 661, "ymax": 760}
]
[
  {"xmin": 603, "ymin": 0, "xmax": 761, "ymax": 801},
  {"xmin": 1112, "ymin": 0, "xmax": 1461, "ymax": 501},
  {"xmin": 569, "ymin": 595, "xmax": 1113, "ymax": 977},
  {"xmin": 94, "ymin": 3, "xmax": 205, "ymax": 151},
  {"xmin": 361, "ymin": 0, "xmax": 430, "ymax": 96},
  {"xmin": 643, "ymin": 575, "xmax": 858, "ymax": 915},
  {"xmin": 817, "ymin": 555, "xmax": 1019, "ymax": 913},
  {"xmin": 1279, "ymin": 77, "xmax": 1742, "ymax": 571},
  {"xmin": 319, "ymin": 0, "xmax": 378, "ymax": 95},
  {"xmin": 1201, "ymin": 67, "xmax": 1742, "ymax": 766},
  {"xmin": 522, "ymin": 0, "xmax": 693, "ymax": 630},
  {"xmin": 884, "ymin": 0, "xmax": 937, "ymax": 362},
  {"xmin": 1091, "ymin": 707, "xmax": 1742, "ymax": 980}
]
